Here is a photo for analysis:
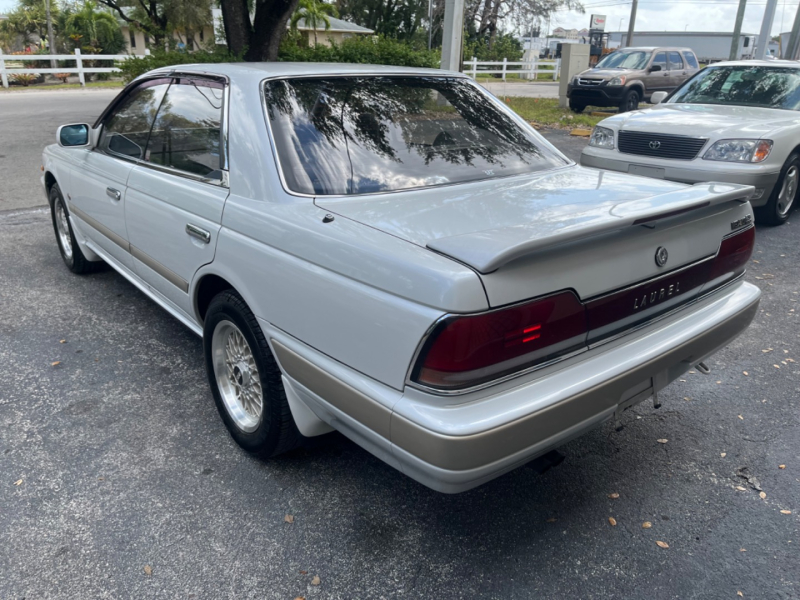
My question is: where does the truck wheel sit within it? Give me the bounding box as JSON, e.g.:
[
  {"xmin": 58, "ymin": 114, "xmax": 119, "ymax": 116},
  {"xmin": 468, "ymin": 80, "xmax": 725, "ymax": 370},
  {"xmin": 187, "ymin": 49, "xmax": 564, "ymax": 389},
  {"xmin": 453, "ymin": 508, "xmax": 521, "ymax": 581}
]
[
  {"xmin": 49, "ymin": 184, "xmax": 103, "ymax": 274},
  {"xmin": 755, "ymin": 152, "xmax": 799, "ymax": 226},
  {"xmin": 569, "ymin": 101, "xmax": 586, "ymax": 113},
  {"xmin": 619, "ymin": 89, "xmax": 640, "ymax": 113},
  {"xmin": 204, "ymin": 290, "xmax": 302, "ymax": 457}
]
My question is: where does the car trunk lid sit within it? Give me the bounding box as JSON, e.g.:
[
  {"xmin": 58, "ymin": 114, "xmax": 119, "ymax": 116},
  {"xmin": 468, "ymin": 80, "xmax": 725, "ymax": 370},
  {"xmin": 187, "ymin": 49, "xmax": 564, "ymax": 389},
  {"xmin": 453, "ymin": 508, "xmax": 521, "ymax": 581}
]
[{"xmin": 315, "ymin": 166, "xmax": 754, "ymax": 316}]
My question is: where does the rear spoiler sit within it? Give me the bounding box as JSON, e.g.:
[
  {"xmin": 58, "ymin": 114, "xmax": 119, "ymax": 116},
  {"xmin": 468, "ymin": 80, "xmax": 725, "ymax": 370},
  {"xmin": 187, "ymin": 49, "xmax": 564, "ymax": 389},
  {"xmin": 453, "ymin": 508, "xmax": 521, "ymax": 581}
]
[{"xmin": 426, "ymin": 182, "xmax": 753, "ymax": 274}]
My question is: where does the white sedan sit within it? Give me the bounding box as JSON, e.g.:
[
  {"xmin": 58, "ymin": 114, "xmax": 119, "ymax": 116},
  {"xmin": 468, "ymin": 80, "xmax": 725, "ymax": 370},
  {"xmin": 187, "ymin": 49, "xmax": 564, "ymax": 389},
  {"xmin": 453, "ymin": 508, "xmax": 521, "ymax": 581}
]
[
  {"xmin": 581, "ymin": 60, "xmax": 800, "ymax": 225},
  {"xmin": 43, "ymin": 63, "xmax": 760, "ymax": 492}
]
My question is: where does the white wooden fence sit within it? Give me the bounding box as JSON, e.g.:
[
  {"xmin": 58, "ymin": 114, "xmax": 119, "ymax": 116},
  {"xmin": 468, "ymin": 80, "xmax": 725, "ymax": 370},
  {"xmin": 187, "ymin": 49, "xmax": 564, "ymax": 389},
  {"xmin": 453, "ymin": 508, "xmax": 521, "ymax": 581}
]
[
  {"xmin": 462, "ymin": 57, "xmax": 561, "ymax": 81},
  {"xmin": 0, "ymin": 49, "xmax": 147, "ymax": 88}
]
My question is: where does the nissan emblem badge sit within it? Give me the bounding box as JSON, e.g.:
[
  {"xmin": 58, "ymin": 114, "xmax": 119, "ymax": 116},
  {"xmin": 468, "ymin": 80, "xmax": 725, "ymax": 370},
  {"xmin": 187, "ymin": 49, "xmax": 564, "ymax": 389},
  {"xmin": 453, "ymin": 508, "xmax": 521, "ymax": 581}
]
[{"xmin": 655, "ymin": 246, "xmax": 668, "ymax": 267}]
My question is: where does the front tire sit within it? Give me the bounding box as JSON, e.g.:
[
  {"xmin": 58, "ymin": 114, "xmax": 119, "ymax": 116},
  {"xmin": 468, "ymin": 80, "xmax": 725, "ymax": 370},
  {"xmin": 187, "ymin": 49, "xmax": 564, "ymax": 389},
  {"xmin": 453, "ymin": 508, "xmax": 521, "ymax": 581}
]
[
  {"xmin": 204, "ymin": 290, "xmax": 301, "ymax": 457},
  {"xmin": 49, "ymin": 184, "xmax": 102, "ymax": 274},
  {"xmin": 569, "ymin": 100, "xmax": 587, "ymax": 113},
  {"xmin": 755, "ymin": 153, "xmax": 799, "ymax": 226},
  {"xmin": 619, "ymin": 89, "xmax": 640, "ymax": 113}
]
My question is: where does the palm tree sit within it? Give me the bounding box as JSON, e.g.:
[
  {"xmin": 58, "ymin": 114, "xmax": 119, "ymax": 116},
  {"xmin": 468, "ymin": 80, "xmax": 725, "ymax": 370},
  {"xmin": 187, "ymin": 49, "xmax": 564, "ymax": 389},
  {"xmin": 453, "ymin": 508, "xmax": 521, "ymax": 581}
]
[
  {"xmin": 65, "ymin": 1, "xmax": 118, "ymax": 51},
  {"xmin": 290, "ymin": 0, "xmax": 339, "ymax": 46}
]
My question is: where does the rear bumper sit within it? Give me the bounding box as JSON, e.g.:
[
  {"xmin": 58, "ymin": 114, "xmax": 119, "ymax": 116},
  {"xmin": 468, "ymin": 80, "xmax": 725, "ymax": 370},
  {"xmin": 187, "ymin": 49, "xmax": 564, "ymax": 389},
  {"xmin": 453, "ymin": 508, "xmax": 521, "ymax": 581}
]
[
  {"xmin": 268, "ymin": 280, "xmax": 760, "ymax": 493},
  {"xmin": 580, "ymin": 148, "xmax": 781, "ymax": 207}
]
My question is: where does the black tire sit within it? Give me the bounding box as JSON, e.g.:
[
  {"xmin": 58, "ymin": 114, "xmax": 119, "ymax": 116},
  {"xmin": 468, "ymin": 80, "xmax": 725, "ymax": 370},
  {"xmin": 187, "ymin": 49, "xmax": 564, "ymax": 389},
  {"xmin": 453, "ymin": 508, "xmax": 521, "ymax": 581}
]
[
  {"xmin": 203, "ymin": 290, "xmax": 301, "ymax": 457},
  {"xmin": 49, "ymin": 183, "xmax": 103, "ymax": 274},
  {"xmin": 619, "ymin": 89, "xmax": 640, "ymax": 113},
  {"xmin": 754, "ymin": 152, "xmax": 800, "ymax": 226},
  {"xmin": 569, "ymin": 101, "xmax": 587, "ymax": 113}
]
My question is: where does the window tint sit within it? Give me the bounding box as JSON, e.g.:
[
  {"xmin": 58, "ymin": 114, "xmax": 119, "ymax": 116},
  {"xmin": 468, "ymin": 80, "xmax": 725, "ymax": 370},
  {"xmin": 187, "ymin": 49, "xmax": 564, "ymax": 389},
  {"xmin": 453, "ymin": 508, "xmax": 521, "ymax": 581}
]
[
  {"xmin": 265, "ymin": 77, "xmax": 566, "ymax": 196},
  {"xmin": 145, "ymin": 78, "xmax": 224, "ymax": 179},
  {"xmin": 595, "ymin": 50, "xmax": 651, "ymax": 69},
  {"xmin": 683, "ymin": 52, "xmax": 699, "ymax": 69},
  {"xmin": 669, "ymin": 66, "xmax": 800, "ymax": 110},
  {"xmin": 668, "ymin": 51, "xmax": 684, "ymax": 70},
  {"xmin": 100, "ymin": 79, "xmax": 170, "ymax": 160},
  {"xmin": 651, "ymin": 52, "xmax": 667, "ymax": 70}
]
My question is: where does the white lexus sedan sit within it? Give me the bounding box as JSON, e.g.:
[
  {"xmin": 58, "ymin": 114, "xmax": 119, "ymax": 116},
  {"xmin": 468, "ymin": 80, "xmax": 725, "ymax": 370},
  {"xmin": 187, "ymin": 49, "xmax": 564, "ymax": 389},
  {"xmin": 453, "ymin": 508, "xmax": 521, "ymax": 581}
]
[
  {"xmin": 43, "ymin": 63, "xmax": 760, "ymax": 492},
  {"xmin": 581, "ymin": 60, "xmax": 800, "ymax": 225}
]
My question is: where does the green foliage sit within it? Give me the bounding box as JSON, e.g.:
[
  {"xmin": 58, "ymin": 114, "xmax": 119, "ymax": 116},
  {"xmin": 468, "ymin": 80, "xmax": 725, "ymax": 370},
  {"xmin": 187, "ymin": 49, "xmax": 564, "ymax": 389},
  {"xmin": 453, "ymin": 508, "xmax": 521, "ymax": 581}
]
[
  {"xmin": 65, "ymin": 1, "xmax": 125, "ymax": 54},
  {"xmin": 278, "ymin": 34, "xmax": 440, "ymax": 68},
  {"xmin": 116, "ymin": 46, "xmax": 242, "ymax": 82},
  {"xmin": 463, "ymin": 32, "xmax": 523, "ymax": 62},
  {"xmin": 290, "ymin": 0, "xmax": 339, "ymax": 46},
  {"xmin": 336, "ymin": 0, "xmax": 425, "ymax": 42}
]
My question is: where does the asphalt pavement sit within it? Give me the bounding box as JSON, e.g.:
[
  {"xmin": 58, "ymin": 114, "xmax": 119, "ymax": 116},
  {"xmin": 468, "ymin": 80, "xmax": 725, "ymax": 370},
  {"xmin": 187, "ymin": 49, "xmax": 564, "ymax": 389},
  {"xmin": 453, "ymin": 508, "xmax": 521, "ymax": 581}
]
[{"xmin": 1, "ymin": 90, "xmax": 799, "ymax": 600}]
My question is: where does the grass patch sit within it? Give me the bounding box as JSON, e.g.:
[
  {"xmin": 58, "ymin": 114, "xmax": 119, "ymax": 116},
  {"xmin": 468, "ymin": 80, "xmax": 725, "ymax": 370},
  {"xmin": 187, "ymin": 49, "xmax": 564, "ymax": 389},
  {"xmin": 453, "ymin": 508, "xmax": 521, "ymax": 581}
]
[
  {"xmin": 501, "ymin": 97, "xmax": 606, "ymax": 129},
  {"xmin": 0, "ymin": 80, "xmax": 124, "ymax": 92}
]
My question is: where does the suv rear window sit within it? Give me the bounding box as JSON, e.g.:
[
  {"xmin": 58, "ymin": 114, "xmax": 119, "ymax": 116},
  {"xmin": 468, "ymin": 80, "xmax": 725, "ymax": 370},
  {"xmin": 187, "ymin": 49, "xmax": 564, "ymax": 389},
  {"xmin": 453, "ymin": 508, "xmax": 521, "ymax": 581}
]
[
  {"xmin": 264, "ymin": 76, "xmax": 565, "ymax": 196},
  {"xmin": 683, "ymin": 52, "xmax": 699, "ymax": 69}
]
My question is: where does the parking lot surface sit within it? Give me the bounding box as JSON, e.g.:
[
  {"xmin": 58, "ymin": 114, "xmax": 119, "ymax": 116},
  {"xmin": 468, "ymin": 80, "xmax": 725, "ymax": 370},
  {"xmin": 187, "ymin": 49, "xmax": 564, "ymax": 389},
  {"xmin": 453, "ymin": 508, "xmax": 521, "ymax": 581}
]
[{"xmin": 1, "ymin": 91, "xmax": 799, "ymax": 600}]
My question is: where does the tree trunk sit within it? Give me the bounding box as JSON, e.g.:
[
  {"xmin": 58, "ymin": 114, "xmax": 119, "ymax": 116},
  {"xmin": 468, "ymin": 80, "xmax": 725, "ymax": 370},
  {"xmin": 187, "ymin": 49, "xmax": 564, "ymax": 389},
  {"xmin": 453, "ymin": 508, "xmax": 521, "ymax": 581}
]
[
  {"xmin": 245, "ymin": 0, "xmax": 300, "ymax": 61},
  {"xmin": 220, "ymin": 0, "xmax": 251, "ymax": 57}
]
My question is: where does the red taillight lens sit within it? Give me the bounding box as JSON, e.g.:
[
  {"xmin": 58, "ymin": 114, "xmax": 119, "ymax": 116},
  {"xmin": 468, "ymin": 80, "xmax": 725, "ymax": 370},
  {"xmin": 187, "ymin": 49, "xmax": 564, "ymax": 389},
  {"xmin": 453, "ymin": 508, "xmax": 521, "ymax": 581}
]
[
  {"xmin": 412, "ymin": 291, "xmax": 587, "ymax": 391},
  {"xmin": 705, "ymin": 225, "xmax": 755, "ymax": 291}
]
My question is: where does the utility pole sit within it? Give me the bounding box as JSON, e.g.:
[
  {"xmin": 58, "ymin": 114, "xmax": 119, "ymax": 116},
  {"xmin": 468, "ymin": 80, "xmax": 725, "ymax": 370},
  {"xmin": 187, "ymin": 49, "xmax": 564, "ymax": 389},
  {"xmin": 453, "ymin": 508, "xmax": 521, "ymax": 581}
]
[
  {"xmin": 440, "ymin": 0, "xmax": 465, "ymax": 72},
  {"xmin": 730, "ymin": 0, "xmax": 747, "ymax": 60},
  {"xmin": 755, "ymin": 0, "xmax": 779, "ymax": 58},
  {"xmin": 428, "ymin": 0, "xmax": 433, "ymax": 50},
  {"xmin": 44, "ymin": 0, "xmax": 57, "ymax": 69},
  {"xmin": 625, "ymin": 0, "xmax": 638, "ymax": 47},
  {"xmin": 787, "ymin": 0, "xmax": 800, "ymax": 59}
]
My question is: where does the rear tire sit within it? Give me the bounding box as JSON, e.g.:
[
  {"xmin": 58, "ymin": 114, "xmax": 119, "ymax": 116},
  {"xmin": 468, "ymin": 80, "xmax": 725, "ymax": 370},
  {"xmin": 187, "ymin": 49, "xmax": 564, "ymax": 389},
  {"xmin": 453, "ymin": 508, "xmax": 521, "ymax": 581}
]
[
  {"xmin": 204, "ymin": 290, "xmax": 301, "ymax": 457},
  {"xmin": 49, "ymin": 184, "xmax": 102, "ymax": 274},
  {"xmin": 619, "ymin": 89, "xmax": 640, "ymax": 113},
  {"xmin": 754, "ymin": 153, "xmax": 799, "ymax": 226},
  {"xmin": 569, "ymin": 101, "xmax": 586, "ymax": 113}
]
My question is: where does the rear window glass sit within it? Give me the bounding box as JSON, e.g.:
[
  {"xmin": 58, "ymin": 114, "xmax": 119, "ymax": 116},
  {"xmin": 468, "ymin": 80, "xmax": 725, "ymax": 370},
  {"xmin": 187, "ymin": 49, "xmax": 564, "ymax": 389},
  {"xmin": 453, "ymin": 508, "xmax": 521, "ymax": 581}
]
[{"xmin": 264, "ymin": 76, "xmax": 565, "ymax": 196}]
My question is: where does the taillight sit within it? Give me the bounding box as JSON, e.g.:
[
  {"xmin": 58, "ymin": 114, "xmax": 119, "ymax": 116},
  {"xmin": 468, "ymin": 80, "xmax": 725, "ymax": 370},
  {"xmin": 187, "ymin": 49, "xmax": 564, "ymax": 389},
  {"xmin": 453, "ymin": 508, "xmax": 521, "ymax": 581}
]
[
  {"xmin": 705, "ymin": 225, "xmax": 755, "ymax": 291},
  {"xmin": 412, "ymin": 291, "xmax": 587, "ymax": 391}
]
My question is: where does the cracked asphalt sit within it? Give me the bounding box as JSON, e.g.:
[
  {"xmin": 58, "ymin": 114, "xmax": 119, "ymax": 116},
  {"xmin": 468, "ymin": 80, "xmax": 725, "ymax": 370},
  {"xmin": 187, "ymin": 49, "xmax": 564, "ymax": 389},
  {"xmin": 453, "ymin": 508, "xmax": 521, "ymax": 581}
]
[{"xmin": 1, "ymin": 91, "xmax": 799, "ymax": 600}]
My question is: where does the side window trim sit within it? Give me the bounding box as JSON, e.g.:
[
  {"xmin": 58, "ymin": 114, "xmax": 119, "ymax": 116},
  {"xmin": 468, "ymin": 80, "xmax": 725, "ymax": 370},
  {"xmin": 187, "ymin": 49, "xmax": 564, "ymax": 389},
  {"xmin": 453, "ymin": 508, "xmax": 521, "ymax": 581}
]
[{"xmin": 139, "ymin": 74, "xmax": 230, "ymax": 187}]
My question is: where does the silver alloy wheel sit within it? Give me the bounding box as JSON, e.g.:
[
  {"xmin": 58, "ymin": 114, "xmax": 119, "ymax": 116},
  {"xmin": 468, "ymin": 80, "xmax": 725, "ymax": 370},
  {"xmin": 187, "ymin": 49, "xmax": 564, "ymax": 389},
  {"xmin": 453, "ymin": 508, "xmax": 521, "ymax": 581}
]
[
  {"xmin": 211, "ymin": 320, "xmax": 263, "ymax": 433},
  {"xmin": 54, "ymin": 199, "xmax": 73, "ymax": 260},
  {"xmin": 777, "ymin": 165, "xmax": 798, "ymax": 218}
]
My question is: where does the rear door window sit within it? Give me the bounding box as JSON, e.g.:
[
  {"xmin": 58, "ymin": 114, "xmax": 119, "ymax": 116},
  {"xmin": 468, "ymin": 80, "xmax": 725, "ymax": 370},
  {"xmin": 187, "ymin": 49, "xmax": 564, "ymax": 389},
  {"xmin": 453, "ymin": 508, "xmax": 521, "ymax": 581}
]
[{"xmin": 145, "ymin": 77, "xmax": 225, "ymax": 179}]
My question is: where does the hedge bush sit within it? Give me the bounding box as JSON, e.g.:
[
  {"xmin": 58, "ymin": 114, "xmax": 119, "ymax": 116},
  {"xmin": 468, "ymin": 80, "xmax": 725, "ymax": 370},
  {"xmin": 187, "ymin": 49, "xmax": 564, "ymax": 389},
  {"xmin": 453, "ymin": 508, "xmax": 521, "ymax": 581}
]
[
  {"xmin": 278, "ymin": 35, "xmax": 440, "ymax": 68},
  {"xmin": 118, "ymin": 35, "xmax": 439, "ymax": 82}
]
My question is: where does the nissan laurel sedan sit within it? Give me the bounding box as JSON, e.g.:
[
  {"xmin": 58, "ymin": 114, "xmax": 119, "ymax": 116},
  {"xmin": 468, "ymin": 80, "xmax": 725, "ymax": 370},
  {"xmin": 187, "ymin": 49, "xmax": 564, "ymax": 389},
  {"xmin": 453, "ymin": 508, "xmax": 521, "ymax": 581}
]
[
  {"xmin": 43, "ymin": 63, "xmax": 761, "ymax": 493},
  {"xmin": 581, "ymin": 60, "xmax": 800, "ymax": 225}
]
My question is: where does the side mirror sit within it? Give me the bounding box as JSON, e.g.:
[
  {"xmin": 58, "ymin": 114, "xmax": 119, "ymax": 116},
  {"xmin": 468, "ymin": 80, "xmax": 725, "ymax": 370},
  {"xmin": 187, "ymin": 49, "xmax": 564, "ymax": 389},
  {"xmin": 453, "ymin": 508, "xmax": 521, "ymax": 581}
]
[
  {"xmin": 650, "ymin": 91, "xmax": 668, "ymax": 104},
  {"xmin": 649, "ymin": 64, "xmax": 662, "ymax": 73},
  {"xmin": 57, "ymin": 123, "xmax": 91, "ymax": 147}
]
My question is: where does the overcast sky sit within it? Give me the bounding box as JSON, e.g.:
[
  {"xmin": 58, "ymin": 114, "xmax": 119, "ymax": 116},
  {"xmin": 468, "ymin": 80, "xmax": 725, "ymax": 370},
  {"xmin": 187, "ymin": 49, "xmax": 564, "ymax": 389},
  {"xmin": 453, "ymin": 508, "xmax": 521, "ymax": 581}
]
[
  {"xmin": 1, "ymin": 0, "xmax": 796, "ymax": 37},
  {"xmin": 544, "ymin": 0, "xmax": 797, "ymax": 37}
]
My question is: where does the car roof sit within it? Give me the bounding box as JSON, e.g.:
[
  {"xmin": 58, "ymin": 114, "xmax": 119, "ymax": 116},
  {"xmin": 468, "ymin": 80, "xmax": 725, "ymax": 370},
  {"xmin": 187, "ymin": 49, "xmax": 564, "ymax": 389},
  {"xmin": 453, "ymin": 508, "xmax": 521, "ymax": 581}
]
[{"xmin": 147, "ymin": 62, "xmax": 462, "ymax": 82}]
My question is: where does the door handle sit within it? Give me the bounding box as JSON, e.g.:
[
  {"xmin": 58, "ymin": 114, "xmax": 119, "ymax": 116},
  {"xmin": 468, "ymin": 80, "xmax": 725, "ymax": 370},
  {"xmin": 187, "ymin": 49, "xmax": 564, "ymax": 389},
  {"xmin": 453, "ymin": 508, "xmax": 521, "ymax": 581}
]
[
  {"xmin": 106, "ymin": 187, "xmax": 121, "ymax": 201},
  {"xmin": 185, "ymin": 223, "xmax": 211, "ymax": 244}
]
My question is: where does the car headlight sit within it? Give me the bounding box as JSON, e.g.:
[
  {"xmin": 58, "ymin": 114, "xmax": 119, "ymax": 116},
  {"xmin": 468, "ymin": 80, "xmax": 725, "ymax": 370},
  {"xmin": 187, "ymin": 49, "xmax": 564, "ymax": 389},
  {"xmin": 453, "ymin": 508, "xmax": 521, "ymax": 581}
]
[
  {"xmin": 572, "ymin": 75, "xmax": 580, "ymax": 85},
  {"xmin": 589, "ymin": 126, "xmax": 615, "ymax": 149},
  {"xmin": 608, "ymin": 75, "xmax": 627, "ymax": 86},
  {"xmin": 703, "ymin": 139, "xmax": 773, "ymax": 163}
]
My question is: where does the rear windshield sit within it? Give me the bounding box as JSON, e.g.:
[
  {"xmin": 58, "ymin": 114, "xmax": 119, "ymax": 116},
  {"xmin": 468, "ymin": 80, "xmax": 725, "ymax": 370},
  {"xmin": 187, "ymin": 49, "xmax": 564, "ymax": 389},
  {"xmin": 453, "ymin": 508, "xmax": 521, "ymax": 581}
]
[
  {"xmin": 264, "ymin": 76, "xmax": 566, "ymax": 196},
  {"xmin": 595, "ymin": 50, "xmax": 651, "ymax": 70},
  {"xmin": 670, "ymin": 66, "xmax": 800, "ymax": 110}
]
